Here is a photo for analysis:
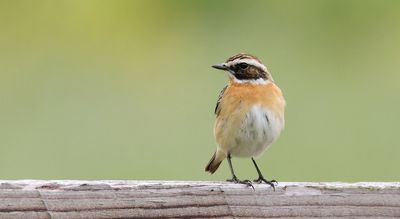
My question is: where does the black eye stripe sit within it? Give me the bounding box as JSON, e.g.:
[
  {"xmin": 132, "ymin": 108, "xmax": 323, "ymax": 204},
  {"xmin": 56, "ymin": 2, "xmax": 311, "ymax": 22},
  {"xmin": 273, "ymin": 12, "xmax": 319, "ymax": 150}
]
[{"xmin": 238, "ymin": 63, "xmax": 248, "ymax": 69}]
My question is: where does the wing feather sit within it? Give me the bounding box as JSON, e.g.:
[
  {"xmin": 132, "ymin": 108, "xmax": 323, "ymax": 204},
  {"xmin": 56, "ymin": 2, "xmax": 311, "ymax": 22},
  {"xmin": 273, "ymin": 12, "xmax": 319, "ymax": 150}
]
[{"xmin": 214, "ymin": 85, "xmax": 227, "ymax": 116}]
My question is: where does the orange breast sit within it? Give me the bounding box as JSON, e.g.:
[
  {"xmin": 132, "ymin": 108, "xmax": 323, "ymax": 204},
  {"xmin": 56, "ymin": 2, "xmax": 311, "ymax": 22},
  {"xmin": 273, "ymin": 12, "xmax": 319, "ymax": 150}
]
[
  {"xmin": 219, "ymin": 82, "xmax": 285, "ymax": 117},
  {"xmin": 214, "ymin": 81, "xmax": 285, "ymax": 153}
]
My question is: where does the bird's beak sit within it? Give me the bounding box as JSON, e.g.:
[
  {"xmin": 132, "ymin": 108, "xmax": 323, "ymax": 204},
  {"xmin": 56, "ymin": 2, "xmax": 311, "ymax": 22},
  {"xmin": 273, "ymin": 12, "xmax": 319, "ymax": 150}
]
[{"xmin": 212, "ymin": 63, "xmax": 228, "ymax": 71}]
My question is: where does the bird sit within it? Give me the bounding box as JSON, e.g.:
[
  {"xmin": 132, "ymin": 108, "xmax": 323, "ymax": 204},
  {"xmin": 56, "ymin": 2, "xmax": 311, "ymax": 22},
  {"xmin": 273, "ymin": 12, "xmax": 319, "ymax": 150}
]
[{"xmin": 205, "ymin": 53, "xmax": 286, "ymax": 190}]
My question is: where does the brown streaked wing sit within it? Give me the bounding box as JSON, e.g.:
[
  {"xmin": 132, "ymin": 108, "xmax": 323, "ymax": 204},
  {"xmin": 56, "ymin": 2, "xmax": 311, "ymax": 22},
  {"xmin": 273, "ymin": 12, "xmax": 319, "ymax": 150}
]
[{"xmin": 214, "ymin": 85, "xmax": 227, "ymax": 116}]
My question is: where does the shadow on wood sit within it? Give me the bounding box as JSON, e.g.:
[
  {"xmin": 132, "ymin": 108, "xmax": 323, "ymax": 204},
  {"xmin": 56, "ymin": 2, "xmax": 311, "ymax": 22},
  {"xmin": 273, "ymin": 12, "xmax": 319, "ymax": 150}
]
[{"xmin": 0, "ymin": 180, "xmax": 399, "ymax": 218}]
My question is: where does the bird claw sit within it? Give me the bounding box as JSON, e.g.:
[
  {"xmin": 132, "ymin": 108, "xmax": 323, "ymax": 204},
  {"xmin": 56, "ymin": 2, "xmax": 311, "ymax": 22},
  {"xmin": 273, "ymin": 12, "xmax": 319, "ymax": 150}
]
[
  {"xmin": 253, "ymin": 177, "xmax": 278, "ymax": 191},
  {"xmin": 227, "ymin": 177, "xmax": 255, "ymax": 190}
]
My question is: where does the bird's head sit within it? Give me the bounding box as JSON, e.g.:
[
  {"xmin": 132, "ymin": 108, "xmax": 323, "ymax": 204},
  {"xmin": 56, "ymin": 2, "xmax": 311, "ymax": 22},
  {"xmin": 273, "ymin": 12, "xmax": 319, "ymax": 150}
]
[{"xmin": 212, "ymin": 53, "xmax": 273, "ymax": 84}]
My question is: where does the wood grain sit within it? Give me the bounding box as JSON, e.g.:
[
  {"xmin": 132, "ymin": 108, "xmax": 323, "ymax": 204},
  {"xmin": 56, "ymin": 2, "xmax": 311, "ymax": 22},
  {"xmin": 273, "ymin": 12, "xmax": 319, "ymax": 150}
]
[{"xmin": 0, "ymin": 181, "xmax": 399, "ymax": 218}]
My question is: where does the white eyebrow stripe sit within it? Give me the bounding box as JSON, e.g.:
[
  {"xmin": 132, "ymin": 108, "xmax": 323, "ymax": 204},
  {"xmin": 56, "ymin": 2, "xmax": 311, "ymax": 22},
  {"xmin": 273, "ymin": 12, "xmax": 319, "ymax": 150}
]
[{"xmin": 225, "ymin": 58, "xmax": 267, "ymax": 71}]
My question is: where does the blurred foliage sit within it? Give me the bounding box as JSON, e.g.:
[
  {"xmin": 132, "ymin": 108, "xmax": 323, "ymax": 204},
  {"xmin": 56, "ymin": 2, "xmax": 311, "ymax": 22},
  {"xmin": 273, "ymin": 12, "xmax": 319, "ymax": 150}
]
[{"xmin": 0, "ymin": 0, "xmax": 399, "ymax": 181}]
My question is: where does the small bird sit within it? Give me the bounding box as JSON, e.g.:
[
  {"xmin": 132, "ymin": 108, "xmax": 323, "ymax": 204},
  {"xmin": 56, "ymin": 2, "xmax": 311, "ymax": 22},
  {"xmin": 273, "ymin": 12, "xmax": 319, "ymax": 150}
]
[{"xmin": 205, "ymin": 53, "xmax": 286, "ymax": 190}]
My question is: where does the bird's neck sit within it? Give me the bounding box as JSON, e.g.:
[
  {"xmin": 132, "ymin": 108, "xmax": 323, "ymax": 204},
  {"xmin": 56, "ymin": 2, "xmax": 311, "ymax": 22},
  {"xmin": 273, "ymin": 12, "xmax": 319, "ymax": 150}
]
[{"xmin": 229, "ymin": 77, "xmax": 272, "ymax": 85}]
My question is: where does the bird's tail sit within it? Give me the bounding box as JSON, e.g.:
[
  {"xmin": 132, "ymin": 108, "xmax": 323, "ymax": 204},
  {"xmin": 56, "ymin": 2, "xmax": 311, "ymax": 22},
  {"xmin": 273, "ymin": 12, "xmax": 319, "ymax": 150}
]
[{"xmin": 205, "ymin": 150, "xmax": 226, "ymax": 174}]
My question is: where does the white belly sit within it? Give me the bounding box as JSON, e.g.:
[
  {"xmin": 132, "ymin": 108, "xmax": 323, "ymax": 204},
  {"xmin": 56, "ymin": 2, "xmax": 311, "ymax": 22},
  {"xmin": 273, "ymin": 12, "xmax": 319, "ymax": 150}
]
[{"xmin": 229, "ymin": 106, "xmax": 284, "ymax": 158}]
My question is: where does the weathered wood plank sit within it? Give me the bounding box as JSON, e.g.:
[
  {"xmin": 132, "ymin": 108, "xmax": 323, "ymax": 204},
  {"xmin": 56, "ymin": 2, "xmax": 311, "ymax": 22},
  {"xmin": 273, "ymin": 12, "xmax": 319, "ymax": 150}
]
[
  {"xmin": 0, "ymin": 212, "xmax": 50, "ymax": 219},
  {"xmin": 0, "ymin": 199, "xmax": 46, "ymax": 212},
  {"xmin": 0, "ymin": 181, "xmax": 399, "ymax": 218}
]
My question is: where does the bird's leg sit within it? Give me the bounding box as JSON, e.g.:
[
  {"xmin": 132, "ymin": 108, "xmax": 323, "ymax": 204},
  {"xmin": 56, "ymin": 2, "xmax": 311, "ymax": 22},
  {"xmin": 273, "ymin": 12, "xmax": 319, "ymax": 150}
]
[
  {"xmin": 251, "ymin": 158, "xmax": 277, "ymax": 191},
  {"xmin": 226, "ymin": 154, "xmax": 239, "ymax": 182},
  {"xmin": 226, "ymin": 154, "xmax": 254, "ymax": 189}
]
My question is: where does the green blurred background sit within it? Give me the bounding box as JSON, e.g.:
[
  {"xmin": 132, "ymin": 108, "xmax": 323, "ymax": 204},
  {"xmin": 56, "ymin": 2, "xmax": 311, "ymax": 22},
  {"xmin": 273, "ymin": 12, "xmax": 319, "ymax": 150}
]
[{"xmin": 0, "ymin": 0, "xmax": 399, "ymax": 181}]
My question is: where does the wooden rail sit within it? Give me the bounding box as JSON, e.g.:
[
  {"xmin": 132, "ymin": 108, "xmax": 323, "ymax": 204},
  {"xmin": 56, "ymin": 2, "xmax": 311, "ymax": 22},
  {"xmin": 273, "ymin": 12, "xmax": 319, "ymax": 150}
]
[{"xmin": 0, "ymin": 180, "xmax": 399, "ymax": 218}]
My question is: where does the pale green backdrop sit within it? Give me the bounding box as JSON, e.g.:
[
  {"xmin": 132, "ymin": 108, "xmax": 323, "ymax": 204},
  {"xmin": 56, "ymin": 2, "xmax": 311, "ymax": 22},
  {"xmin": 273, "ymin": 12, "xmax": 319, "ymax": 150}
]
[{"xmin": 0, "ymin": 0, "xmax": 399, "ymax": 181}]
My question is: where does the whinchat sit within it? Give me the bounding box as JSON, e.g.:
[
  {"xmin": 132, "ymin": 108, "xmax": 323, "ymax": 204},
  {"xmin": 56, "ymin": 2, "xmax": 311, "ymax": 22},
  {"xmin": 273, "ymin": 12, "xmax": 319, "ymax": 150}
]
[{"xmin": 205, "ymin": 53, "xmax": 286, "ymax": 190}]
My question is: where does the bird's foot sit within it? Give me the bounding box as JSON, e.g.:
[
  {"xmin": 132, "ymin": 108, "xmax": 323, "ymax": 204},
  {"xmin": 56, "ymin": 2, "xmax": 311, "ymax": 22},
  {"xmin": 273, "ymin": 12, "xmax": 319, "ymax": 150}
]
[
  {"xmin": 227, "ymin": 176, "xmax": 254, "ymax": 190},
  {"xmin": 253, "ymin": 176, "xmax": 278, "ymax": 191}
]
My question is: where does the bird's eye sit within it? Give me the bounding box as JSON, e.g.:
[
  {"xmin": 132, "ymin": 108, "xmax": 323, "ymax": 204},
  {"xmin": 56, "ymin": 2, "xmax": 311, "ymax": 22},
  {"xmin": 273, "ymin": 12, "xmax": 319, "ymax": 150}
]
[{"xmin": 238, "ymin": 63, "xmax": 248, "ymax": 69}]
